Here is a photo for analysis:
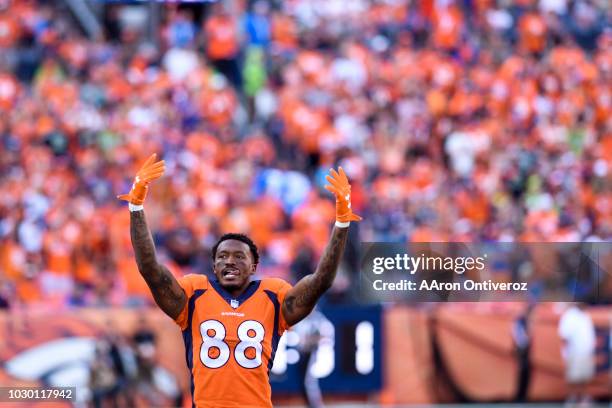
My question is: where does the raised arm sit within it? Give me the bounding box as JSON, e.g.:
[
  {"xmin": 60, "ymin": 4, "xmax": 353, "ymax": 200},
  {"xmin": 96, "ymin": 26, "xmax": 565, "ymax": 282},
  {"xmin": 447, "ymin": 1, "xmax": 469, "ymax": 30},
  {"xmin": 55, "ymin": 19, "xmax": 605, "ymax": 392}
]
[
  {"xmin": 282, "ymin": 226, "xmax": 349, "ymax": 325},
  {"xmin": 118, "ymin": 154, "xmax": 186, "ymax": 319},
  {"xmin": 282, "ymin": 167, "xmax": 362, "ymax": 326},
  {"xmin": 130, "ymin": 210, "xmax": 186, "ymax": 319}
]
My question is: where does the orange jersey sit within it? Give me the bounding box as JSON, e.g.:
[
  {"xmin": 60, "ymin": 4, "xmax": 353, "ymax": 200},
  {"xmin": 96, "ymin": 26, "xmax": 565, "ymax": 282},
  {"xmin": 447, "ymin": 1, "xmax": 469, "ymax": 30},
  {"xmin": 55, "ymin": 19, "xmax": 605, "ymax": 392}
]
[{"xmin": 175, "ymin": 274, "xmax": 292, "ymax": 407}]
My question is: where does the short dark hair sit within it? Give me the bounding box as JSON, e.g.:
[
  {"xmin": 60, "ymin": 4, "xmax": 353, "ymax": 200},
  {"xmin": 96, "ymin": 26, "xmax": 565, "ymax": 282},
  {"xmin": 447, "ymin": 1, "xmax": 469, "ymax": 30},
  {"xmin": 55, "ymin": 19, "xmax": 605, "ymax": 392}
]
[{"xmin": 212, "ymin": 233, "xmax": 260, "ymax": 265}]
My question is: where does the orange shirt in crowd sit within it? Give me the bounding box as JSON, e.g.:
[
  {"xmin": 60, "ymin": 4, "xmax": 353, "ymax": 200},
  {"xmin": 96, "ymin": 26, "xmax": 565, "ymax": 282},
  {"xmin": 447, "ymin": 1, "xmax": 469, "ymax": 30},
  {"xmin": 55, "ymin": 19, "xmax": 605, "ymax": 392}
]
[
  {"xmin": 410, "ymin": 226, "xmax": 449, "ymax": 242},
  {"xmin": 59, "ymin": 41, "xmax": 88, "ymax": 70},
  {"xmin": 601, "ymin": 134, "xmax": 612, "ymax": 164},
  {"xmin": 292, "ymin": 196, "xmax": 335, "ymax": 255},
  {"xmin": 0, "ymin": 12, "xmax": 20, "ymax": 48},
  {"xmin": 16, "ymin": 278, "xmax": 42, "ymax": 304},
  {"xmin": 0, "ymin": 73, "xmax": 19, "ymax": 110},
  {"xmin": 116, "ymin": 256, "xmax": 154, "ymax": 298},
  {"xmin": 296, "ymin": 50, "xmax": 327, "ymax": 85},
  {"xmin": 519, "ymin": 13, "xmax": 547, "ymax": 53},
  {"xmin": 373, "ymin": 176, "xmax": 413, "ymax": 202},
  {"xmin": 201, "ymin": 87, "xmax": 237, "ymax": 128},
  {"xmin": 432, "ymin": 6, "xmax": 463, "ymax": 50},
  {"xmin": 271, "ymin": 13, "xmax": 297, "ymax": 50},
  {"xmin": 205, "ymin": 16, "xmax": 239, "ymax": 60},
  {"xmin": 455, "ymin": 189, "xmax": 489, "ymax": 227},
  {"xmin": 0, "ymin": 240, "xmax": 25, "ymax": 281},
  {"xmin": 73, "ymin": 253, "xmax": 95, "ymax": 284}
]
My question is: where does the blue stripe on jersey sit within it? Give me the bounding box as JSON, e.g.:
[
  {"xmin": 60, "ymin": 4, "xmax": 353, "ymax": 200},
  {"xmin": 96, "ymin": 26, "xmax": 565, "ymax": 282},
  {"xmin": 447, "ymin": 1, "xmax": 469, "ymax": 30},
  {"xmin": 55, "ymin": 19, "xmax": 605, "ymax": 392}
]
[
  {"xmin": 182, "ymin": 289, "xmax": 206, "ymax": 408},
  {"xmin": 263, "ymin": 290, "xmax": 281, "ymax": 373}
]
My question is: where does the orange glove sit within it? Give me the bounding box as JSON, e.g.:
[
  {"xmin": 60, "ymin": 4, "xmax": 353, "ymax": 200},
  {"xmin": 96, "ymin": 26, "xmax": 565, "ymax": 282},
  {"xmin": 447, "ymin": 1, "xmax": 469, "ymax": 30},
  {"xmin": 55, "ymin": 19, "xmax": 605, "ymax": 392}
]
[
  {"xmin": 324, "ymin": 167, "xmax": 362, "ymax": 226},
  {"xmin": 117, "ymin": 153, "xmax": 165, "ymax": 206}
]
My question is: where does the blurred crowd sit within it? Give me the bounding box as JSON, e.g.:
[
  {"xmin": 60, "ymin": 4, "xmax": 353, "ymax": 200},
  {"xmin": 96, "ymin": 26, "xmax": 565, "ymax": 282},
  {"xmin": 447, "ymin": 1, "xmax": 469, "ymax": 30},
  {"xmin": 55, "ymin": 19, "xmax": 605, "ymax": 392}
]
[{"xmin": 0, "ymin": 0, "xmax": 610, "ymax": 308}]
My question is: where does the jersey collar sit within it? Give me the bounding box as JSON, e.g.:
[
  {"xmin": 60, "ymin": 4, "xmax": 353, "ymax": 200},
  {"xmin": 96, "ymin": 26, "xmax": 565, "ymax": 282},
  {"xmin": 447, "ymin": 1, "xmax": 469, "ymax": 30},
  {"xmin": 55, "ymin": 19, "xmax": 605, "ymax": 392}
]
[{"xmin": 210, "ymin": 279, "xmax": 261, "ymax": 309}]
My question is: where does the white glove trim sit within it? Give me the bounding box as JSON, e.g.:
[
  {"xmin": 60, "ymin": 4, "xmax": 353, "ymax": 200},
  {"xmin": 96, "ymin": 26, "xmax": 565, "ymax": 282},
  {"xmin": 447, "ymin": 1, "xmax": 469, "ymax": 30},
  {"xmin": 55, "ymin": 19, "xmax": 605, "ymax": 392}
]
[{"xmin": 129, "ymin": 203, "xmax": 144, "ymax": 212}]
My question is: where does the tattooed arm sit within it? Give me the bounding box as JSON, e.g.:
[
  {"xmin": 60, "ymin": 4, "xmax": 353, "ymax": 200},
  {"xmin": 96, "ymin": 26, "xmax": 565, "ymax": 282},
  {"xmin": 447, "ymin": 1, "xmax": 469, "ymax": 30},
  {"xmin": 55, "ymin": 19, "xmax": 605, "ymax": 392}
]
[
  {"xmin": 282, "ymin": 226, "xmax": 349, "ymax": 326},
  {"xmin": 130, "ymin": 210, "xmax": 186, "ymax": 319}
]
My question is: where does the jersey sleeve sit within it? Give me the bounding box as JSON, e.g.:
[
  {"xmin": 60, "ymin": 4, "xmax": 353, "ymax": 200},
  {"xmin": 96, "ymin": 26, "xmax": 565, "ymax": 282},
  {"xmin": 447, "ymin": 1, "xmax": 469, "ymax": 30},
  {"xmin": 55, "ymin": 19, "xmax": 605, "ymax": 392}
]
[
  {"xmin": 274, "ymin": 279, "xmax": 293, "ymax": 334},
  {"xmin": 174, "ymin": 274, "xmax": 208, "ymax": 330}
]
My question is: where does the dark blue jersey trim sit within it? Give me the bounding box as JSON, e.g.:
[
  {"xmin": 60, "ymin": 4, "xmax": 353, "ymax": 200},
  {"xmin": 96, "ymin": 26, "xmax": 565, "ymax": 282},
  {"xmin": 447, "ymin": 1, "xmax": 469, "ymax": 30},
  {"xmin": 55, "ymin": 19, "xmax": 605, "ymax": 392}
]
[
  {"xmin": 182, "ymin": 289, "xmax": 206, "ymax": 408},
  {"xmin": 263, "ymin": 289, "xmax": 281, "ymax": 373}
]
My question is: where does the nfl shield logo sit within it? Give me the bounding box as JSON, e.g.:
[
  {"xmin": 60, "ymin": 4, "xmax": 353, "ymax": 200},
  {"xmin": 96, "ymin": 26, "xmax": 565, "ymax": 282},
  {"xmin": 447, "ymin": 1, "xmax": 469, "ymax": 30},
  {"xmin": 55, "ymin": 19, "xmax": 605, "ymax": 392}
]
[{"xmin": 230, "ymin": 299, "xmax": 239, "ymax": 309}]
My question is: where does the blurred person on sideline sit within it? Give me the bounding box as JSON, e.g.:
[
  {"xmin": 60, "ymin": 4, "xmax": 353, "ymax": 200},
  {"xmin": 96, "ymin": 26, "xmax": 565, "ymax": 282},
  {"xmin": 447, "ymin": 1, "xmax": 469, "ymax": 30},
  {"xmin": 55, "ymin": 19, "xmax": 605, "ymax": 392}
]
[
  {"xmin": 558, "ymin": 302, "xmax": 596, "ymax": 407},
  {"xmin": 103, "ymin": 322, "xmax": 136, "ymax": 407},
  {"xmin": 512, "ymin": 301, "xmax": 536, "ymax": 402},
  {"xmin": 89, "ymin": 339, "xmax": 119, "ymax": 408},
  {"xmin": 292, "ymin": 309, "xmax": 327, "ymax": 408},
  {"xmin": 131, "ymin": 316, "xmax": 184, "ymax": 407},
  {"xmin": 132, "ymin": 317, "xmax": 156, "ymax": 383}
]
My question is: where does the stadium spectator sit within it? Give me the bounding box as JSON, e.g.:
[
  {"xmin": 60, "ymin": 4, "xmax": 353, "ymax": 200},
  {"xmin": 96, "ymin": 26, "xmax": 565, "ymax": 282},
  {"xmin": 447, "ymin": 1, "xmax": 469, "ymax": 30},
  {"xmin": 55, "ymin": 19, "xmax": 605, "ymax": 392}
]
[
  {"xmin": 558, "ymin": 303, "xmax": 596, "ymax": 407},
  {"xmin": 204, "ymin": 3, "xmax": 242, "ymax": 91},
  {"xmin": 243, "ymin": 1, "xmax": 271, "ymax": 49}
]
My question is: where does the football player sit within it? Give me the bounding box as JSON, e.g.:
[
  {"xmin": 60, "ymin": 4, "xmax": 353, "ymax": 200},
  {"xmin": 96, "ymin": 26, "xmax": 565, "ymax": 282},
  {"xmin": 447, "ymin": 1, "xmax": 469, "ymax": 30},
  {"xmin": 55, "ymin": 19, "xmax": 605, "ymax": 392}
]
[{"xmin": 118, "ymin": 154, "xmax": 361, "ymax": 407}]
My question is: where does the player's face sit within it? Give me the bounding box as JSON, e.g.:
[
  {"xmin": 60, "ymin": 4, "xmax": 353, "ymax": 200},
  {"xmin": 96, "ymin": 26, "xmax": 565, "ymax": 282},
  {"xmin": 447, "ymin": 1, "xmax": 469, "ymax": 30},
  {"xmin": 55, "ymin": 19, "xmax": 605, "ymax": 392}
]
[{"xmin": 213, "ymin": 240, "xmax": 256, "ymax": 295}]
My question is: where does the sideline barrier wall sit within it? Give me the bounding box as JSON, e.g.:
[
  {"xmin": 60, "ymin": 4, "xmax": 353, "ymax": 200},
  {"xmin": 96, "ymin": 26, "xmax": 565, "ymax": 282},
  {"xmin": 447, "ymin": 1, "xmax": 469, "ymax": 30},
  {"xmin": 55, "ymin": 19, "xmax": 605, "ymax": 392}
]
[{"xmin": 0, "ymin": 305, "xmax": 610, "ymax": 405}]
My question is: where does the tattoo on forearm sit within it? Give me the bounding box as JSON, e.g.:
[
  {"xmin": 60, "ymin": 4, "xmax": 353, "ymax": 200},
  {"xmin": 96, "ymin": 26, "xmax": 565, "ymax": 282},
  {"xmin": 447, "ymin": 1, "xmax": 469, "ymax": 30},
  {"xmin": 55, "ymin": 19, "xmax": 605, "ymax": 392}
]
[
  {"xmin": 130, "ymin": 211, "xmax": 186, "ymax": 318},
  {"xmin": 131, "ymin": 211, "xmax": 157, "ymax": 271},
  {"xmin": 284, "ymin": 227, "xmax": 348, "ymax": 317}
]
